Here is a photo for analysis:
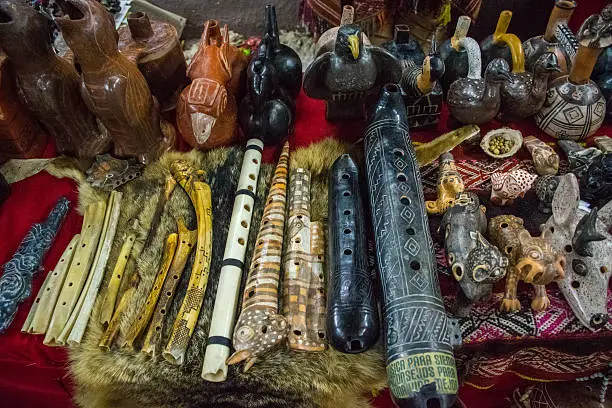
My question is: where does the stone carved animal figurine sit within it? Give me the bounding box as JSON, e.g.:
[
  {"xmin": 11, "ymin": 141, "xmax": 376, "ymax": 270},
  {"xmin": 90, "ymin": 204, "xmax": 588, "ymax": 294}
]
[
  {"xmin": 580, "ymin": 153, "xmax": 612, "ymax": 208},
  {"xmin": 488, "ymin": 215, "xmax": 566, "ymax": 312},
  {"xmin": 542, "ymin": 173, "xmax": 612, "ymax": 330},
  {"xmin": 490, "ymin": 169, "xmax": 537, "ymax": 206},
  {"xmin": 426, "ymin": 152, "xmax": 464, "ymax": 215},
  {"xmin": 534, "ymin": 174, "xmax": 562, "ymax": 214},
  {"xmin": 523, "ymin": 135, "xmax": 560, "ymax": 176},
  {"xmin": 558, "ymin": 139, "xmax": 603, "ymax": 177},
  {"xmin": 441, "ymin": 192, "xmax": 508, "ymax": 317}
]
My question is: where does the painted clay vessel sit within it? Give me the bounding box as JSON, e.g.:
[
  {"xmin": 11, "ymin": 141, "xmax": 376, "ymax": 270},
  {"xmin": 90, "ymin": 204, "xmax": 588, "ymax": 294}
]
[
  {"xmin": 580, "ymin": 152, "xmax": 612, "ymax": 207},
  {"xmin": 534, "ymin": 175, "xmax": 563, "ymax": 214},
  {"xmin": 303, "ymin": 24, "xmax": 402, "ymax": 121},
  {"xmin": 425, "ymin": 152, "xmax": 464, "ymax": 215},
  {"xmin": 0, "ymin": 1, "xmax": 109, "ymax": 159},
  {"xmin": 535, "ymin": 5, "xmax": 612, "ymax": 141},
  {"xmin": 440, "ymin": 192, "xmax": 507, "ymax": 317},
  {"xmin": 542, "ymin": 173, "xmax": 611, "ymax": 330},
  {"xmin": 118, "ymin": 11, "xmax": 187, "ymax": 111},
  {"xmin": 56, "ymin": 0, "xmax": 172, "ymax": 164},
  {"xmin": 558, "ymin": 139, "xmax": 603, "ymax": 177},
  {"xmin": 523, "ymin": 136, "xmax": 560, "ymax": 175},
  {"xmin": 490, "ymin": 169, "xmax": 537, "ymax": 206},
  {"xmin": 176, "ymin": 20, "xmax": 247, "ymax": 149},
  {"xmin": 488, "ymin": 215, "xmax": 566, "ymax": 312},
  {"xmin": 381, "ymin": 24, "xmax": 425, "ymax": 67},
  {"xmin": 327, "ymin": 154, "xmax": 379, "ymax": 354},
  {"xmin": 439, "ymin": 16, "xmax": 472, "ymax": 93},
  {"xmin": 479, "ymin": 11, "xmax": 522, "ymax": 76},
  {"xmin": 594, "ymin": 135, "xmax": 612, "ymax": 152},
  {"xmin": 314, "ymin": 5, "xmax": 371, "ymax": 58},
  {"xmin": 364, "ymin": 84, "xmax": 459, "ymax": 408},
  {"xmin": 523, "ymin": 0, "xmax": 577, "ymax": 77}
]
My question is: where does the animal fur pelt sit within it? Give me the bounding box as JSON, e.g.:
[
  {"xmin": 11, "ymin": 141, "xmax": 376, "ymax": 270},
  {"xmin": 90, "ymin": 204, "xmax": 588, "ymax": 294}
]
[{"xmin": 47, "ymin": 139, "xmax": 386, "ymax": 408}]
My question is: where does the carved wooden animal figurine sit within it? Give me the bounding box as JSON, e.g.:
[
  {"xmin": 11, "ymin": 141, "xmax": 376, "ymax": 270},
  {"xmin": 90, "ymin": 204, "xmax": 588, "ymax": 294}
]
[
  {"xmin": 580, "ymin": 152, "xmax": 612, "ymax": 207},
  {"xmin": 439, "ymin": 16, "xmax": 472, "ymax": 93},
  {"xmin": 441, "ymin": 192, "xmax": 508, "ymax": 317},
  {"xmin": 490, "ymin": 169, "xmax": 537, "ymax": 206},
  {"xmin": 0, "ymin": 1, "xmax": 109, "ymax": 159},
  {"xmin": 542, "ymin": 173, "xmax": 612, "ymax": 330},
  {"xmin": 523, "ymin": 136, "xmax": 560, "ymax": 175},
  {"xmin": 488, "ymin": 215, "xmax": 566, "ymax": 312},
  {"xmin": 426, "ymin": 152, "xmax": 464, "ymax": 215},
  {"xmin": 176, "ymin": 20, "xmax": 247, "ymax": 149},
  {"xmin": 558, "ymin": 139, "xmax": 603, "ymax": 177},
  {"xmin": 381, "ymin": 24, "xmax": 425, "ymax": 67},
  {"xmin": 117, "ymin": 11, "xmax": 187, "ymax": 111},
  {"xmin": 303, "ymin": 24, "xmax": 402, "ymax": 121},
  {"xmin": 56, "ymin": 0, "xmax": 172, "ymax": 164}
]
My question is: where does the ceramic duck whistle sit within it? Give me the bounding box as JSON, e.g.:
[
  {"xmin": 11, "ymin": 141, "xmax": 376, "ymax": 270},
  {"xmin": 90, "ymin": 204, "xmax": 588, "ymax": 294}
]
[
  {"xmin": 490, "ymin": 169, "xmax": 537, "ymax": 206},
  {"xmin": 488, "ymin": 215, "xmax": 565, "ymax": 312},
  {"xmin": 480, "ymin": 10, "xmax": 523, "ymax": 76},
  {"xmin": 558, "ymin": 139, "xmax": 603, "ymax": 177},
  {"xmin": 542, "ymin": 173, "xmax": 611, "ymax": 330},
  {"xmin": 381, "ymin": 24, "xmax": 425, "ymax": 67},
  {"xmin": 580, "ymin": 152, "xmax": 612, "ymax": 207},
  {"xmin": 441, "ymin": 192, "xmax": 507, "ymax": 317},
  {"xmin": 327, "ymin": 154, "xmax": 379, "ymax": 354},
  {"xmin": 426, "ymin": 152, "xmax": 464, "ymax": 215},
  {"xmin": 364, "ymin": 84, "xmax": 459, "ymax": 408},
  {"xmin": 314, "ymin": 5, "xmax": 371, "ymax": 57},
  {"xmin": 439, "ymin": 16, "xmax": 472, "ymax": 93},
  {"xmin": 523, "ymin": 136, "xmax": 560, "ymax": 175}
]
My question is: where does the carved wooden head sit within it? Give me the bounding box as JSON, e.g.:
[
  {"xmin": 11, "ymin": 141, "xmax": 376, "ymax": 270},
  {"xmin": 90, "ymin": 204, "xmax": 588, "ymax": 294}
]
[{"xmin": 0, "ymin": 1, "xmax": 54, "ymax": 61}]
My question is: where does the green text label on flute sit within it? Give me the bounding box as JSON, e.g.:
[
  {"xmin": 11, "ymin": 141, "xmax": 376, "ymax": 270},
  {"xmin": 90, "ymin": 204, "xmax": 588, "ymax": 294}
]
[{"xmin": 387, "ymin": 352, "xmax": 458, "ymax": 398}]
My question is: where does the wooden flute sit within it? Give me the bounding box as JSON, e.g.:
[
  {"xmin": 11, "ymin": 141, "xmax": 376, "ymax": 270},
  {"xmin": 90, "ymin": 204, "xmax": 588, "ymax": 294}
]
[
  {"xmin": 227, "ymin": 142, "xmax": 289, "ymax": 372},
  {"xmin": 163, "ymin": 161, "xmax": 213, "ymax": 365},
  {"xmin": 202, "ymin": 138, "xmax": 263, "ymax": 382}
]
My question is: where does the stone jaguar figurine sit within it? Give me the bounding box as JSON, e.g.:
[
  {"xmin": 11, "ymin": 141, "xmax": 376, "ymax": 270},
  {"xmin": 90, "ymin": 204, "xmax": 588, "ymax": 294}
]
[
  {"xmin": 441, "ymin": 192, "xmax": 508, "ymax": 317},
  {"xmin": 488, "ymin": 215, "xmax": 566, "ymax": 312},
  {"xmin": 542, "ymin": 173, "xmax": 612, "ymax": 330}
]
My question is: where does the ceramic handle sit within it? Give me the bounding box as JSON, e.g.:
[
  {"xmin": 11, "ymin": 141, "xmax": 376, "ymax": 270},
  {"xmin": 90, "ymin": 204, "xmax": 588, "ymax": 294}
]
[
  {"xmin": 544, "ymin": 0, "xmax": 577, "ymax": 41},
  {"xmin": 496, "ymin": 33, "xmax": 525, "ymax": 73},
  {"xmin": 458, "ymin": 37, "xmax": 482, "ymax": 79},
  {"xmin": 340, "ymin": 5, "xmax": 355, "ymax": 25},
  {"xmin": 493, "ymin": 10, "xmax": 512, "ymax": 41},
  {"xmin": 452, "ymin": 16, "xmax": 471, "ymax": 50}
]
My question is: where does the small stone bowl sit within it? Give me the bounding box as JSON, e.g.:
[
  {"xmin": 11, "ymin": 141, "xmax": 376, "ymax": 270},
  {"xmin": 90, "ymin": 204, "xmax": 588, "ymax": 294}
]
[{"xmin": 480, "ymin": 128, "xmax": 523, "ymax": 159}]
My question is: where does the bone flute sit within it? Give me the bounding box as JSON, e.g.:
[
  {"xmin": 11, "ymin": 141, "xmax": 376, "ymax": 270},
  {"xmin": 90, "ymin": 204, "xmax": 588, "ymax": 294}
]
[
  {"xmin": 22, "ymin": 234, "xmax": 79, "ymax": 334},
  {"xmin": 122, "ymin": 233, "xmax": 177, "ymax": 351},
  {"xmin": 98, "ymin": 271, "xmax": 140, "ymax": 351},
  {"xmin": 202, "ymin": 139, "xmax": 264, "ymax": 381},
  {"xmin": 141, "ymin": 219, "xmax": 196, "ymax": 358},
  {"xmin": 227, "ymin": 142, "xmax": 290, "ymax": 372},
  {"xmin": 163, "ymin": 161, "xmax": 213, "ymax": 365},
  {"xmin": 309, "ymin": 221, "xmax": 327, "ymax": 346},
  {"xmin": 143, "ymin": 176, "xmax": 176, "ymax": 249}
]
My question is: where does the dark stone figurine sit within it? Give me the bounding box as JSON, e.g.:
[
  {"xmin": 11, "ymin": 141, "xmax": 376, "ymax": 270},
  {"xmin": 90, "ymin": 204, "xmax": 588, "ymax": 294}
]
[
  {"xmin": 558, "ymin": 139, "xmax": 603, "ymax": 177},
  {"xmin": 327, "ymin": 154, "xmax": 379, "ymax": 354},
  {"xmin": 534, "ymin": 175, "xmax": 562, "ymax": 214},
  {"xmin": 303, "ymin": 24, "xmax": 402, "ymax": 121},
  {"xmin": 381, "ymin": 25, "xmax": 425, "ymax": 67},
  {"xmin": 364, "ymin": 84, "xmax": 459, "ymax": 408},
  {"xmin": 580, "ymin": 152, "xmax": 612, "ymax": 207},
  {"xmin": 440, "ymin": 192, "xmax": 508, "ymax": 317}
]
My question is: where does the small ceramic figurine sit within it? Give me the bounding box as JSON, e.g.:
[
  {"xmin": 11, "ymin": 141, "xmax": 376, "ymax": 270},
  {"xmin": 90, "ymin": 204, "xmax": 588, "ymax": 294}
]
[
  {"xmin": 426, "ymin": 152, "xmax": 465, "ymax": 215},
  {"xmin": 313, "ymin": 5, "xmax": 371, "ymax": 58},
  {"xmin": 490, "ymin": 169, "xmax": 537, "ymax": 206},
  {"xmin": 594, "ymin": 135, "xmax": 612, "ymax": 152},
  {"xmin": 56, "ymin": 0, "xmax": 172, "ymax": 164},
  {"xmin": 542, "ymin": 173, "xmax": 612, "ymax": 330},
  {"xmin": 439, "ymin": 16, "xmax": 472, "ymax": 93},
  {"xmin": 580, "ymin": 153, "xmax": 612, "ymax": 207},
  {"xmin": 523, "ymin": 136, "xmax": 560, "ymax": 175},
  {"xmin": 176, "ymin": 20, "xmax": 248, "ymax": 149},
  {"xmin": 303, "ymin": 24, "xmax": 402, "ymax": 121},
  {"xmin": 441, "ymin": 192, "xmax": 508, "ymax": 317},
  {"xmin": 117, "ymin": 11, "xmax": 188, "ymax": 111},
  {"xmin": 558, "ymin": 139, "xmax": 603, "ymax": 177},
  {"xmin": 488, "ymin": 215, "xmax": 566, "ymax": 312},
  {"xmin": 0, "ymin": 0, "xmax": 109, "ymax": 159},
  {"xmin": 479, "ymin": 11, "xmax": 521, "ymax": 76},
  {"xmin": 534, "ymin": 175, "xmax": 562, "ymax": 213},
  {"xmin": 381, "ymin": 24, "xmax": 425, "ymax": 67},
  {"xmin": 535, "ymin": 5, "xmax": 612, "ymax": 141},
  {"xmin": 523, "ymin": 0, "xmax": 577, "ymax": 77}
]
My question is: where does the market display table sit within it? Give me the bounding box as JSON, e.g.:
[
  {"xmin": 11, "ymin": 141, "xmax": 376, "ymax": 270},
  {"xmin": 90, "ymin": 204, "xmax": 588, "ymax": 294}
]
[{"xmin": 0, "ymin": 91, "xmax": 610, "ymax": 408}]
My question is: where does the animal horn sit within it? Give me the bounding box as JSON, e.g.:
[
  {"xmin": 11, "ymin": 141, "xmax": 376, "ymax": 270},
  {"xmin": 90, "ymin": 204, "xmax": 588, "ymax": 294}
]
[{"xmin": 572, "ymin": 207, "xmax": 606, "ymax": 257}]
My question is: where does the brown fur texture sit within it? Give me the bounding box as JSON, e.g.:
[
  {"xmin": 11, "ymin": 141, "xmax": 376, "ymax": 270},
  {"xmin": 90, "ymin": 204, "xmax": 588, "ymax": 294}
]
[{"xmin": 50, "ymin": 139, "xmax": 386, "ymax": 408}]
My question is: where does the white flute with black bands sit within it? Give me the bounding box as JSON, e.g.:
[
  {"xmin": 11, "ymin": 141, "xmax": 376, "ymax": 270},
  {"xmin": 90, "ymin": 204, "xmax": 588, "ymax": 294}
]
[{"xmin": 202, "ymin": 138, "xmax": 263, "ymax": 382}]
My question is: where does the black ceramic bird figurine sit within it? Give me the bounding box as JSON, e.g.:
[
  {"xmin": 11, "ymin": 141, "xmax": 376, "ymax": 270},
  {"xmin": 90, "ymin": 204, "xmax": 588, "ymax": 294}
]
[{"xmin": 303, "ymin": 24, "xmax": 402, "ymax": 121}]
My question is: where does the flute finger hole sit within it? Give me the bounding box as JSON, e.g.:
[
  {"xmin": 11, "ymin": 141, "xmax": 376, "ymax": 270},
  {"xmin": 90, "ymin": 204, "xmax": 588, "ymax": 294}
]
[
  {"xmin": 249, "ymin": 174, "xmax": 256, "ymax": 180},
  {"xmin": 244, "ymin": 204, "xmax": 251, "ymax": 212},
  {"xmin": 238, "ymin": 238, "xmax": 245, "ymax": 245},
  {"xmin": 241, "ymin": 220, "xmax": 248, "ymax": 228}
]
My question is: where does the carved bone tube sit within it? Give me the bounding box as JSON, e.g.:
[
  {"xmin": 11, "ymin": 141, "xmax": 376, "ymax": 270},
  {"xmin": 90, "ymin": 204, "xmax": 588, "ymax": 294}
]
[
  {"xmin": 201, "ymin": 139, "xmax": 263, "ymax": 381},
  {"xmin": 163, "ymin": 161, "xmax": 213, "ymax": 365},
  {"xmin": 364, "ymin": 85, "xmax": 459, "ymax": 407},
  {"xmin": 309, "ymin": 221, "xmax": 327, "ymax": 347},
  {"xmin": 45, "ymin": 200, "xmax": 106, "ymax": 346},
  {"xmin": 21, "ymin": 268, "xmax": 52, "ymax": 333},
  {"xmin": 142, "ymin": 219, "xmax": 196, "ymax": 358},
  {"xmin": 327, "ymin": 154, "xmax": 379, "ymax": 353},
  {"xmin": 99, "ymin": 271, "xmax": 140, "ymax": 351},
  {"xmin": 227, "ymin": 142, "xmax": 290, "ymax": 371},
  {"xmin": 122, "ymin": 233, "xmax": 177, "ymax": 350}
]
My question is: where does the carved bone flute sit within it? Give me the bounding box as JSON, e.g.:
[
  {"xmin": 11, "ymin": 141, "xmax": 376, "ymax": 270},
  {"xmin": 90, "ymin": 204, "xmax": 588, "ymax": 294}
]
[
  {"xmin": 202, "ymin": 138, "xmax": 264, "ymax": 382},
  {"xmin": 0, "ymin": 197, "xmax": 70, "ymax": 333},
  {"xmin": 163, "ymin": 161, "xmax": 213, "ymax": 365},
  {"xmin": 227, "ymin": 142, "xmax": 290, "ymax": 372}
]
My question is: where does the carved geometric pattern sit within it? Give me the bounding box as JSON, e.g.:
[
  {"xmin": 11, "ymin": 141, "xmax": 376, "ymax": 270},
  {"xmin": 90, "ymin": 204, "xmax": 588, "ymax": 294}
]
[
  {"xmin": 400, "ymin": 206, "xmax": 415, "ymax": 224},
  {"xmin": 403, "ymin": 237, "xmax": 419, "ymax": 256}
]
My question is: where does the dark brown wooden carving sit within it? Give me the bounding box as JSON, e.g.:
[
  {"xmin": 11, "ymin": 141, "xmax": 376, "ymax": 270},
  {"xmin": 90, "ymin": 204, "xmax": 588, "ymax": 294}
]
[
  {"xmin": 56, "ymin": 0, "xmax": 174, "ymax": 164},
  {"xmin": 118, "ymin": 12, "xmax": 187, "ymax": 111}
]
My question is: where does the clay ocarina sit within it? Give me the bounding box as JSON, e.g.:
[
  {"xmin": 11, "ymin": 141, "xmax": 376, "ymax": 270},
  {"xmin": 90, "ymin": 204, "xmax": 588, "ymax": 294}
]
[
  {"xmin": 580, "ymin": 152, "xmax": 612, "ymax": 207},
  {"xmin": 441, "ymin": 192, "xmax": 508, "ymax": 317},
  {"xmin": 542, "ymin": 173, "xmax": 611, "ymax": 330},
  {"xmin": 558, "ymin": 139, "xmax": 602, "ymax": 177},
  {"xmin": 439, "ymin": 16, "xmax": 472, "ymax": 93},
  {"xmin": 479, "ymin": 10, "xmax": 520, "ymax": 76},
  {"xmin": 490, "ymin": 169, "xmax": 537, "ymax": 206},
  {"xmin": 534, "ymin": 175, "xmax": 562, "ymax": 214},
  {"xmin": 594, "ymin": 135, "xmax": 612, "ymax": 153},
  {"xmin": 426, "ymin": 152, "xmax": 464, "ymax": 215},
  {"xmin": 488, "ymin": 215, "xmax": 566, "ymax": 312},
  {"xmin": 523, "ymin": 136, "xmax": 560, "ymax": 175},
  {"xmin": 381, "ymin": 24, "xmax": 425, "ymax": 67}
]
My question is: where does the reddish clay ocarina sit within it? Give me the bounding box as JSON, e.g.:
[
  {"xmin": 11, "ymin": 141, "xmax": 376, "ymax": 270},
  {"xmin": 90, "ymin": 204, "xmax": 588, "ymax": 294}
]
[{"xmin": 490, "ymin": 169, "xmax": 537, "ymax": 205}]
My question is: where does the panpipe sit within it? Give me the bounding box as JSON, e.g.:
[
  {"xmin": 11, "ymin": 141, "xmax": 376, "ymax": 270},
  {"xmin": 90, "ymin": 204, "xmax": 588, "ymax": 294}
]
[
  {"xmin": 364, "ymin": 84, "xmax": 459, "ymax": 408},
  {"xmin": 163, "ymin": 161, "xmax": 213, "ymax": 365},
  {"xmin": 202, "ymin": 139, "xmax": 264, "ymax": 381},
  {"xmin": 0, "ymin": 197, "xmax": 70, "ymax": 333},
  {"xmin": 227, "ymin": 142, "xmax": 290, "ymax": 372},
  {"xmin": 283, "ymin": 168, "xmax": 326, "ymax": 351},
  {"xmin": 327, "ymin": 154, "xmax": 379, "ymax": 353}
]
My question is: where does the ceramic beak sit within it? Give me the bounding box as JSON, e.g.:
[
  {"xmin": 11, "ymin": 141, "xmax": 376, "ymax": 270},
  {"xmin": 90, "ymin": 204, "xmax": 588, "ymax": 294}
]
[{"xmin": 347, "ymin": 34, "xmax": 360, "ymax": 60}]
